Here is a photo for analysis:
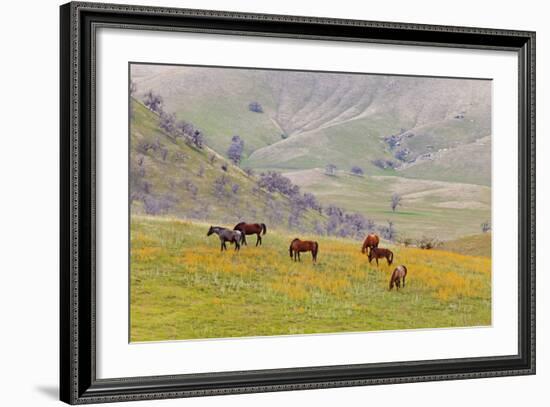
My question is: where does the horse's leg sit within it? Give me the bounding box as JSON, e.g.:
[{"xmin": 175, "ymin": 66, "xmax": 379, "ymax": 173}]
[
  {"xmin": 376, "ymin": 257, "xmax": 379, "ymax": 266},
  {"xmin": 298, "ymin": 252, "xmax": 301, "ymax": 262},
  {"xmin": 243, "ymin": 234, "xmax": 248, "ymax": 246},
  {"xmin": 256, "ymin": 233, "xmax": 261, "ymax": 246},
  {"xmin": 220, "ymin": 241, "xmax": 224, "ymax": 252},
  {"xmin": 402, "ymin": 276, "xmax": 406, "ymax": 288}
]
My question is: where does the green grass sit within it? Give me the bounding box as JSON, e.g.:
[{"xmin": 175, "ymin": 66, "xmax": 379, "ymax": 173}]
[{"xmin": 130, "ymin": 216, "xmax": 491, "ymax": 342}]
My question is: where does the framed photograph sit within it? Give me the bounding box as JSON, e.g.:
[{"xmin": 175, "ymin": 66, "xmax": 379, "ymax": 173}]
[{"xmin": 60, "ymin": 1, "xmax": 535, "ymax": 404}]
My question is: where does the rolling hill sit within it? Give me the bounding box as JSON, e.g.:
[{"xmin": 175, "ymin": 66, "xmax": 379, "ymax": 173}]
[
  {"xmin": 132, "ymin": 64, "xmax": 492, "ymax": 184},
  {"xmin": 130, "ymin": 98, "xmax": 326, "ymax": 231}
]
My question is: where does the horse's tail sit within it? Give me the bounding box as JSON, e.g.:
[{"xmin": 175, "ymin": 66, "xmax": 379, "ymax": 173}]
[
  {"xmin": 314, "ymin": 242, "xmax": 319, "ymax": 257},
  {"xmin": 388, "ymin": 250, "xmax": 394, "ymax": 265},
  {"xmin": 261, "ymin": 223, "xmax": 267, "ymax": 235}
]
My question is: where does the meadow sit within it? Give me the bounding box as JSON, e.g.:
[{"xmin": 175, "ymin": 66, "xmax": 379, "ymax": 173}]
[{"xmin": 130, "ymin": 216, "xmax": 491, "ymax": 342}]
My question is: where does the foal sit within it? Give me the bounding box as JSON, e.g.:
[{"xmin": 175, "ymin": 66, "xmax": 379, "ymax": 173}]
[{"xmin": 389, "ymin": 265, "xmax": 407, "ymax": 290}]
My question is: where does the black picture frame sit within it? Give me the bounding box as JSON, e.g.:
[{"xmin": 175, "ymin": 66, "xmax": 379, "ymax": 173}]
[{"xmin": 60, "ymin": 2, "xmax": 536, "ymax": 404}]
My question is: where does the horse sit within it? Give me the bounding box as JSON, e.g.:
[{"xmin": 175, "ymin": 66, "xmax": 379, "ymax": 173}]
[
  {"xmin": 233, "ymin": 222, "xmax": 267, "ymax": 246},
  {"xmin": 389, "ymin": 265, "xmax": 407, "ymax": 290},
  {"xmin": 289, "ymin": 238, "xmax": 318, "ymax": 263},
  {"xmin": 361, "ymin": 233, "xmax": 379, "ymax": 255},
  {"xmin": 368, "ymin": 247, "xmax": 394, "ymax": 266},
  {"xmin": 207, "ymin": 226, "xmax": 242, "ymax": 252}
]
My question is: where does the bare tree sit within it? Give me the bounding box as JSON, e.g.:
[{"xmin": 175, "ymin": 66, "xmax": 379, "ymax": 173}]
[
  {"xmin": 159, "ymin": 112, "xmax": 176, "ymax": 135},
  {"xmin": 379, "ymin": 220, "xmax": 397, "ymax": 242},
  {"xmin": 142, "ymin": 90, "xmax": 163, "ymax": 113},
  {"xmin": 325, "ymin": 164, "xmax": 337, "ymax": 176},
  {"xmin": 481, "ymin": 221, "xmax": 491, "ymax": 233},
  {"xmin": 391, "ymin": 193, "xmax": 402, "ymax": 212},
  {"xmin": 227, "ymin": 135, "xmax": 244, "ymax": 165},
  {"xmin": 129, "ymin": 80, "xmax": 137, "ymax": 97}
]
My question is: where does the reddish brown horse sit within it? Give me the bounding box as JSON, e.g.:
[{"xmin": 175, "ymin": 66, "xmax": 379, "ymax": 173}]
[
  {"xmin": 368, "ymin": 247, "xmax": 394, "ymax": 266},
  {"xmin": 289, "ymin": 238, "xmax": 318, "ymax": 263},
  {"xmin": 233, "ymin": 222, "xmax": 267, "ymax": 246},
  {"xmin": 389, "ymin": 265, "xmax": 407, "ymax": 290},
  {"xmin": 361, "ymin": 233, "xmax": 379, "ymax": 255}
]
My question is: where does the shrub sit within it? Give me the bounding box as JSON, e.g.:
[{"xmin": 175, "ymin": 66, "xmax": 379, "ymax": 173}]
[
  {"xmin": 379, "ymin": 220, "xmax": 397, "ymax": 242},
  {"xmin": 213, "ymin": 175, "xmax": 229, "ymax": 197},
  {"xmin": 248, "ymin": 101, "xmax": 264, "ymax": 113},
  {"xmin": 394, "ymin": 148, "xmax": 410, "ymax": 161},
  {"xmin": 350, "ymin": 166, "xmax": 364, "ymax": 176},
  {"xmin": 325, "ymin": 164, "xmax": 337, "ymax": 176},
  {"xmin": 258, "ymin": 171, "xmax": 299, "ymax": 196},
  {"xmin": 416, "ymin": 236, "xmax": 442, "ymax": 250},
  {"xmin": 159, "ymin": 111, "xmax": 176, "ymax": 135},
  {"xmin": 227, "ymin": 135, "xmax": 244, "ymax": 165},
  {"xmin": 143, "ymin": 195, "xmax": 175, "ymax": 215},
  {"xmin": 142, "ymin": 90, "xmax": 163, "ymax": 113}
]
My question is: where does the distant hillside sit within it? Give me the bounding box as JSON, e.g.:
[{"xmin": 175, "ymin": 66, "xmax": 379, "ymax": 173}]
[
  {"xmin": 130, "ymin": 99, "xmax": 326, "ymax": 231},
  {"xmin": 132, "ymin": 64, "xmax": 491, "ymax": 184},
  {"xmin": 437, "ymin": 233, "xmax": 492, "ymax": 257},
  {"xmin": 284, "ymin": 168, "xmax": 491, "ymax": 240}
]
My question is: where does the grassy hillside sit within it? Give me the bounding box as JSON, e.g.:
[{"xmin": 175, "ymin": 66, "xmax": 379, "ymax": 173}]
[
  {"xmin": 131, "ymin": 217, "xmax": 491, "ymax": 341},
  {"xmin": 438, "ymin": 233, "xmax": 492, "ymax": 257},
  {"xmin": 284, "ymin": 168, "xmax": 491, "ymax": 240},
  {"xmin": 130, "ymin": 99, "xmax": 325, "ymax": 229},
  {"xmin": 399, "ymin": 136, "xmax": 491, "ymax": 186},
  {"xmin": 132, "ymin": 64, "xmax": 492, "ymax": 180}
]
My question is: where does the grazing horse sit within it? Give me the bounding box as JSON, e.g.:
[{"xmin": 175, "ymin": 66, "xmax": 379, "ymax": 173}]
[
  {"xmin": 289, "ymin": 238, "xmax": 318, "ymax": 263},
  {"xmin": 361, "ymin": 233, "xmax": 380, "ymax": 255},
  {"xmin": 233, "ymin": 222, "xmax": 267, "ymax": 246},
  {"xmin": 207, "ymin": 226, "xmax": 242, "ymax": 252},
  {"xmin": 389, "ymin": 265, "xmax": 407, "ymax": 290},
  {"xmin": 368, "ymin": 247, "xmax": 394, "ymax": 266}
]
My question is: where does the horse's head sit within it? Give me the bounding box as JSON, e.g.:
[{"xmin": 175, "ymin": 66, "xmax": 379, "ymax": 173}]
[{"xmin": 207, "ymin": 226, "xmax": 214, "ymax": 236}]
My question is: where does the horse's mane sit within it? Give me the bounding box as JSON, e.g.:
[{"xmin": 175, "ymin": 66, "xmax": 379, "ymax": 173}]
[{"xmin": 291, "ymin": 238, "xmax": 300, "ymax": 243}]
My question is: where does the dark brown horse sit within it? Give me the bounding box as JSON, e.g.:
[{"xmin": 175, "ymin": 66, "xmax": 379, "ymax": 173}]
[
  {"xmin": 233, "ymin": 222, "xmax": 267, "ymax": 246},
  {"xmin": 389, "ymin": 265, "xmax": 407, "ymax": 290},
  {"xmin": 368, "ymin": 247, "xmax": 394, "ymax": 266},
  {"xmin": 289, "ymin": 238, "xmax": 318, "ymax": 263},
  {"xmin": 361, "ymin": 233, "xmax": 380, "ymax": 255}
]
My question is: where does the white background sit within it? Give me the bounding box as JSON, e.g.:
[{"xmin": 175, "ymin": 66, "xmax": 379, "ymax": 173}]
[
  {"xmin": 97, "ymin": 30, "xmax": 518, "ymax": 378},
  {"xmin": 0, "ymin": 0, "xmax": 546, "ymax": 406}
]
